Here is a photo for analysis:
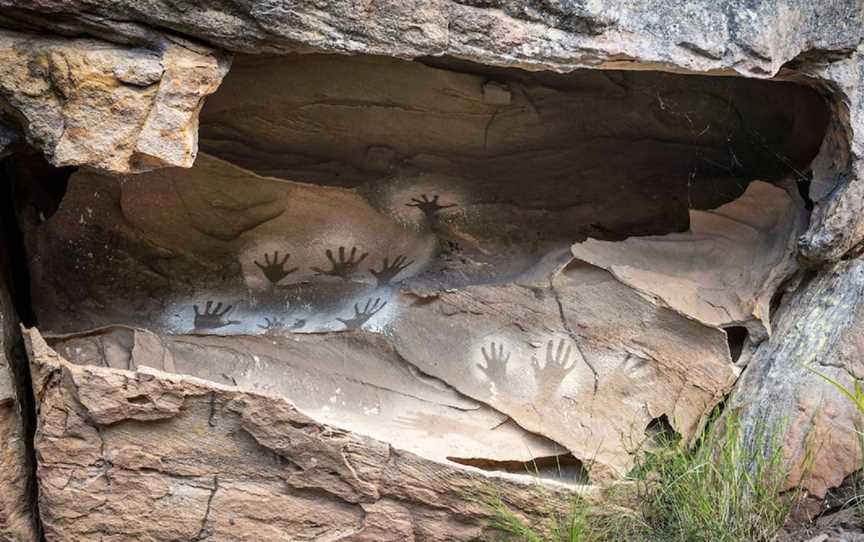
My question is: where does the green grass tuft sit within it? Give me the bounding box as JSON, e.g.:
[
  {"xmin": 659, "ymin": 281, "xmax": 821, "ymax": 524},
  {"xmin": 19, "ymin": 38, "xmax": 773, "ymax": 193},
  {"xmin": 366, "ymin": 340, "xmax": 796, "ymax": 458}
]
[
  {"xmin": 636, "ymin": 413, "xmax": 796, "ymax": 542},
  {"xmin": 484, "ymin": 413, "xmax": 799, "ymax": 542}
]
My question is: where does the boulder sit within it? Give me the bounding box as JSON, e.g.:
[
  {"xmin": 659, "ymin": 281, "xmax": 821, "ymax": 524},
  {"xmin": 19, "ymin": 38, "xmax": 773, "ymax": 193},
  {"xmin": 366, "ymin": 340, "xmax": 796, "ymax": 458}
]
[{"xmin": 0, "ymin": 29, "xmax": 229, "ymax": 173}]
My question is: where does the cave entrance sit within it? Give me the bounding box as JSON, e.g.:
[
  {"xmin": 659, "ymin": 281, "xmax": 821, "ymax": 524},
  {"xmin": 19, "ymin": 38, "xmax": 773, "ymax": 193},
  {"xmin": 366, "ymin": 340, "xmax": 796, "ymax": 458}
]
[{"xmin": 16, "ymin": 53, "xmax": 829, "ymax": 485}]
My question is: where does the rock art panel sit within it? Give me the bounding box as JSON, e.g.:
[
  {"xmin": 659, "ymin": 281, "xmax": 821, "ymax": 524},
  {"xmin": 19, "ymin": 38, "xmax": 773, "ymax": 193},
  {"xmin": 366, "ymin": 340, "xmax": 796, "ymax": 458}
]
[
  {"xmin": 23, "ymin": 55, "xmax": 817, "ymax": 492},
  {"xmin": 25, "ymin": 328, "xmax": 576, "ymax": 541},
  {"xmin": 389, "ymin": 256, "xmax": 738, "ymax": 481},
  {"xmin": 0, "ymin": 0, "xmax": 860, "ymax": 531},
  {"xmin": 28, "ymin": 152, "xmax": 438, "ymax": 335}
]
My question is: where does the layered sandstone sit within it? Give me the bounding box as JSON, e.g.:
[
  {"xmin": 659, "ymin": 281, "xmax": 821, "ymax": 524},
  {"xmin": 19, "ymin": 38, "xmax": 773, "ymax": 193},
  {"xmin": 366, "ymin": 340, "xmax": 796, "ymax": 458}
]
[{"xmin": 0, "ymin": 2, "xmax": 862, "ymax": 540}]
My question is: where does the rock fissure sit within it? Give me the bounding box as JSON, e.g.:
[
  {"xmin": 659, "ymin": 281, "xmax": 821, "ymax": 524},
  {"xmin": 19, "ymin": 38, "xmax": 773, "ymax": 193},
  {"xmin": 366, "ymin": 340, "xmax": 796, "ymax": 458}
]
[
  {"xmin": 0, "ymin": 155, "xmax": 43, "ymax": 540},
  {"xmin": 191, "ymin": 476, "xmax": 219, "ymax": 542},
  {"xmin": 548, "ymin": 275, "xmax": 599, "ymax": 394}
]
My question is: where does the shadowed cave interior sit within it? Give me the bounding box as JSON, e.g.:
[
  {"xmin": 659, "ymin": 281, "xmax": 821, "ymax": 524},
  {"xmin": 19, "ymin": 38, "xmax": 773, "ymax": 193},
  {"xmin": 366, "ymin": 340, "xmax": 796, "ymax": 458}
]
[{"xmin": 4, "ymin": 53, "xmax": 830, "ymax": 485}]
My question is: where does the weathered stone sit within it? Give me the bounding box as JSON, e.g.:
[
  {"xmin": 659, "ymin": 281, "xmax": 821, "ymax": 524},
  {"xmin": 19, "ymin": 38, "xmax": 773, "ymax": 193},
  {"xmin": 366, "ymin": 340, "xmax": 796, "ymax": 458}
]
[
  {"xmin": 0, "ymin": 1, "xmax": 861, "ymax": 77},
  {"xmin": 0, "ymin": 1, "xmax": 863, "ymax": 260},
  {"xmin": 572, "ymin": 181, "xmax": 807, "ymax": 343},
  {"xmin": 199, "ymin": 53, "xmax": 826, "ymax": 192},
  {"xmin": 25, "ymin": 327, "xmax": 576, "ymax": 541},
  {"xmin": 0, "ymin": 28, "xmax": 229, "ymax": 173},
  {"xmin": 27, "ymin": 112, "xmax": 805, "ymax": 483},
  {"xmin": 46, "ymin": 326, "xmax": 567, "ymax": 469},
  {"xmin": 2, "ymin": 0, "xmax": 864, "ymax": 533},
  {"xmin": 0, "ymin": 269, "xmax": 35, "ymax": 540},
  {"xmin": 389, "ymin": 256, "xmax": 738, "ymax": 482},
  {"xmin": 796, "ymin": 49, "xmax": 864, "ymax": 263},
  {"xmin": 730, "ymin": 258, "xmax": 864, "ymax": 497}
]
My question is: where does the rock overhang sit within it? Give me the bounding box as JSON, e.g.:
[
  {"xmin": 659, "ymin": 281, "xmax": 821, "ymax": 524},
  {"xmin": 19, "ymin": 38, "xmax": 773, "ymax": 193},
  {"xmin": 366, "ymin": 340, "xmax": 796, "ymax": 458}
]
[{"xmin": 0, "ymin": 2, "xmax": 862, "ymax": 538}]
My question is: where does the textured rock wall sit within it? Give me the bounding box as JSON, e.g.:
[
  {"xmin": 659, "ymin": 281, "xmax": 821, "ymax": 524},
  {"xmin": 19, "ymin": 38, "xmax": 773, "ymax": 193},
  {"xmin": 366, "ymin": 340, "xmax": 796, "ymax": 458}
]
[
  {"xmin": 0, "ymin": 217, "xmax": 34, "ymax": 540},
  {"xmin": 730, "ymin": 259, "xmax": 864, "ymax": 497},
  {"xmin": 3, "ymin": 1, "xmax": 864, "ymax": 260},
  {"xmin": 0, "ymin": 28, "xmax": 229, "ymax": 173},
  {"xmin": 0, "ymin": 1, "xmax": 862, "ymax": 540},
  {"xmin": 21, "ymin": 55, "xmax": 825, "ymax": 486},
  {"xmin": 25, "ymin": 328, "xmax": 574, "ymax": 541},
  {"xmin": 0, "ymin": 0, "xmax": 861, "ymax": 76}
]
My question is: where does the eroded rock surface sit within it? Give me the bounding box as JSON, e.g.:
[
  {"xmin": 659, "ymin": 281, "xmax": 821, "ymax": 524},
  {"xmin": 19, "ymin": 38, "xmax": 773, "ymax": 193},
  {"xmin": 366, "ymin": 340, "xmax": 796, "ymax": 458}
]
[
  {"xmin": 23, "ymin": 54, "xmax": 814, "ymax": 481},
  {"xmin": 1, "ymin": 0, "xmax": 861, "ymax": 78},
  {"xmin": 572, "ymin": 181, "xmax": 807, "ymax": 342},
  {"xmin": 26, "ymin": 328, "xmax": 574, "ymax": 541},
  {"xmin": 0, "ymin": 267, "xmax": 35, "ymax": 541},
  {"xmin": 791, "ymin": 45, "xmax": 864, "ymax": 263},
  {"xmin": 0, "ymin": 29, "xmax": 229, "ymax": 173},
  {"xmin": 730, "ymin": 258, "xmax": 864, "ymax": 498},
  {"xmin": 0, "ymin": 1, "xmax": 862, "ymax": 536},
  {"xmin": 3, "ymin": 0, "xmax": 864, "ymax": 263}
]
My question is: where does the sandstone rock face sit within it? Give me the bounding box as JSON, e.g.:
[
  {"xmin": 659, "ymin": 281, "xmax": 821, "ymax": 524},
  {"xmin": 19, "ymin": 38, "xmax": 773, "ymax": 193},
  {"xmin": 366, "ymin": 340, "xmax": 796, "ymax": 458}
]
[
  {"xmin": 571, "ymin": 181, "xmax": 807, "ymax": 343},
  {"xmin": 796, "ymin": 49, "xmax": 864, "ymax": 263},
  {"xmin": 0, "ymin": 0, "xmax": 863, "ymax": 538},
  {"xmin": 0, "ymin": 29, "xmax": 229, "ymax": 173},
  {"xmin": 21, "ymin": 53, "xmax": 824, "ymax": 492},
  {"xmin": 3, "ymin": 1, "xmax": 864, "ymax": 261},
  {"xmin": 25, "ymin": 328, "xmax": 574, "ymax": 541},
  {"xmin": 0, "ymin": 271, "xmax": 35, "ymax": 541}
]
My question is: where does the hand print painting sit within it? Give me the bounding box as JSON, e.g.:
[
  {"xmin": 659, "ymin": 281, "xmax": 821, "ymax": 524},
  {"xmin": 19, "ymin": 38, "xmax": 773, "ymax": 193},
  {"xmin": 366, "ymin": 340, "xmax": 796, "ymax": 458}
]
[{"xmin": 21, "ymin": 49, "xmax": 833, "ymax": 540}]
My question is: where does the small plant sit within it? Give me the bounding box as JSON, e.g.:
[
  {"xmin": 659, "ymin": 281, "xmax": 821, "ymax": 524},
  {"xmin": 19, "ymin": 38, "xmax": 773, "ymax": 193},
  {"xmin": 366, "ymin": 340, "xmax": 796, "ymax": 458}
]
[
  {"xmin": 483, "ymin": 414, "xmax": 799, "ymax": 542},
  {"xmin": 806, "ymin": 365, "xmax": 864, "ymax": 517},
  {"xmin": 484, "ymin": 492, "xmax": 627, "ymax": 542},
  {"xmin": 806, "ymin": 365, "xmax": 864, "ymax": 451},
  {"xmin": 636, "ymin": 414, "xmax": 797, "ymax": 542}
]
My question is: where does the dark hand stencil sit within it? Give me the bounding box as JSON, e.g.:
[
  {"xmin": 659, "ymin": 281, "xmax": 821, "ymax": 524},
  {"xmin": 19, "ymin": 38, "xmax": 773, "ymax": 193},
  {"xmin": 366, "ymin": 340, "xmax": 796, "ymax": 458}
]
[
  {"xmin": 337, "ymin": 297, "xmax": 387, "ymax": 330},
  {"xmin": 193, "ymin": 301, "xmax": 241, "ymax": 330},
  {"xmin": 406, "ymin": 194, "xmax": 456, "ymax": 218},
  {"xmin": 311, "ymin": 246, "xmax": 368, "ymax": 280},
  {"xmin": 254, "ymin": 251, "xmax": 299, "ymax": 284},
  {"xmin": 370, "ymin": 255, "xmax": 414, "ymax": 286}
]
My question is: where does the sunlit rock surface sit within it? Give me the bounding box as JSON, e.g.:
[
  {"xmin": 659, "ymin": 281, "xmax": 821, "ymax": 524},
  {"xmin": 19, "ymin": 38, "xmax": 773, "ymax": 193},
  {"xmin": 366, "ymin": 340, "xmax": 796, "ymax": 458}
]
[{"xmin": 0, "ymin": 28, "xmax": 229, "ymax": 173}]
